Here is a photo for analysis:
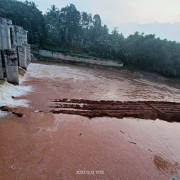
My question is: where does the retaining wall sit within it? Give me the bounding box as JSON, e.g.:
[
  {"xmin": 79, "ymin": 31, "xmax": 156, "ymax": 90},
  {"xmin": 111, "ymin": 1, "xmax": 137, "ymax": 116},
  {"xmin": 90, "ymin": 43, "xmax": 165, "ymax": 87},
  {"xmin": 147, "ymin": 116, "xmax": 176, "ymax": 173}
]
[{"xmin": 38, "ymin": 49, "xmax": 123, "ymax": 67}]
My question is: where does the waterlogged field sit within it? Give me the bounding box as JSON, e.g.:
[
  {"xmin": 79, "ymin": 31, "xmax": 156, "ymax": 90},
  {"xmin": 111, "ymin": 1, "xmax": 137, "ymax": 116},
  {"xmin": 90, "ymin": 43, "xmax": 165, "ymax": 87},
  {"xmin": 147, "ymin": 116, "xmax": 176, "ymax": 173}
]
[{"xmin": 0, "ymin": 62, "xmax": 180, "ymax": 180}]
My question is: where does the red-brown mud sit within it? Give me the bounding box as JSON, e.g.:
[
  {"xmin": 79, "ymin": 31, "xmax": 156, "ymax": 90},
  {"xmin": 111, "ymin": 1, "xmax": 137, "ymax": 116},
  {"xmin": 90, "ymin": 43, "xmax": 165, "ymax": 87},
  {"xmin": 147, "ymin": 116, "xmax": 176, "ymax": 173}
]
[
  {"xmin": 0, "ymin": 106, "xmax": 29, "ymax": 117},
  {"xmin": 0, "ymin": 62, "xmax": 180, "ymax": 180},
  {"xmin": 50, "ymin": 99, "xmax": 180, "ymax": 122}
]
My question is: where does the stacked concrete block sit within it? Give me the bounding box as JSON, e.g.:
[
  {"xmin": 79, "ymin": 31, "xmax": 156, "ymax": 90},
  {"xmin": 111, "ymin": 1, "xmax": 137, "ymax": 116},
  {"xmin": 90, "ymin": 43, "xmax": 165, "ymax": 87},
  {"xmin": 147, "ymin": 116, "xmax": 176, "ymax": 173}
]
[
  {"xmin": 17, "ymin": 46, "xmax": 27, "ymax": 69},
  {"xmin": 3, "ymin": 49, "xmax": 19, "ymax": 84},
  {"xmin": 26, "ymin": 44, "xmax": 31, "ymax": 62},
  {"xmin": 0, "ymin": 17, "xmax": 30, "ymax": 84},
  {"xmin": 0, "ymin": 18, "xmax": 12, "ymax": 50},
  {"xmin": 22, "ymin": 30, "xmax": 31, "ymax": 64},
  {"xmin": 0, "ymin": 18, "xmax": 19, "ymax": 84},
  {"xmin": 10, "ymin": 25, "xmax": 29, "ymax": 69}
]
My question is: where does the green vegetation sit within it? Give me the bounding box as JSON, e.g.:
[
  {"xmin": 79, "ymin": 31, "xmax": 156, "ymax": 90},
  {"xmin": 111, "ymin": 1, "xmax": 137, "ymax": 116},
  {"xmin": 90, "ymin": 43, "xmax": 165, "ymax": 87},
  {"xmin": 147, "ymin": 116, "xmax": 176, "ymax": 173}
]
[{"xmin": 1, "ymin": 0, "xmax": 180, "ymax": 78}]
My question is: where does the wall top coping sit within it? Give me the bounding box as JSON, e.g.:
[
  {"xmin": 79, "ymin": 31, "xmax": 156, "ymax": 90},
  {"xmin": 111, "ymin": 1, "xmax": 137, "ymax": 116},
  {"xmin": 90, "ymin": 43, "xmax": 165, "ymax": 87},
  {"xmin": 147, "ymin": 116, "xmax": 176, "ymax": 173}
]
[{"xmin": 0, "ymin": 17, "xmax": 12, "ymax": 25}]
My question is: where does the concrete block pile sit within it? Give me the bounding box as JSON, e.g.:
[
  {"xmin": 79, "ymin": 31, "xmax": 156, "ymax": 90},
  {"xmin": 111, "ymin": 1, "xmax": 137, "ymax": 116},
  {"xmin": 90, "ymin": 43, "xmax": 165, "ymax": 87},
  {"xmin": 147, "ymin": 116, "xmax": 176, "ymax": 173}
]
[{"xmin": 0, "ymin": 17, "xmax": 31, "ymax": 84}]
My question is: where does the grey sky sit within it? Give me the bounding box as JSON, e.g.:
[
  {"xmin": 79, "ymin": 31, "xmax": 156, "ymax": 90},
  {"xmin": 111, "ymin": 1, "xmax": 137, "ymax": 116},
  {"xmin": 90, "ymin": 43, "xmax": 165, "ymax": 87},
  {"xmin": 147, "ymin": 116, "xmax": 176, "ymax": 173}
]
[{"xmin": 34, "ymin": 0, "xmax": 180, "ymax": 42}]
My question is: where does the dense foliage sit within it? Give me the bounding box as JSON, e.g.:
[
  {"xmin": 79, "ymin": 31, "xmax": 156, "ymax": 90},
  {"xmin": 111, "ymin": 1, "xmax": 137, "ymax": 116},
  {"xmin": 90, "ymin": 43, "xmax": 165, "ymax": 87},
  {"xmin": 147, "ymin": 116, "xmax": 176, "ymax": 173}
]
[
  {"xmin": 1, "ymin": 0, "xmax": 180, "ymax": 77},
  {"xmin": 0, "ymin": 0, "xmax": 46, "ymax": 45}
]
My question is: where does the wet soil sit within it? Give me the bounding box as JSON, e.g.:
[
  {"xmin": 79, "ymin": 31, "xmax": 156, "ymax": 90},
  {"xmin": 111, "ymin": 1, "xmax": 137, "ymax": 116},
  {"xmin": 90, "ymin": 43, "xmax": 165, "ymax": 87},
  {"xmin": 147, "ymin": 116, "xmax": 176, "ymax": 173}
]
[
  {"xmin": 0, "ymin": 62, "xmax": 180, "ymax": 180},
  {"xmin": 50, "ymin": 99, "xmax": 180, "ymax": 122},
  {"xmin": 0, "ymin": 106, "xmax": 29, "ymax": 117}
]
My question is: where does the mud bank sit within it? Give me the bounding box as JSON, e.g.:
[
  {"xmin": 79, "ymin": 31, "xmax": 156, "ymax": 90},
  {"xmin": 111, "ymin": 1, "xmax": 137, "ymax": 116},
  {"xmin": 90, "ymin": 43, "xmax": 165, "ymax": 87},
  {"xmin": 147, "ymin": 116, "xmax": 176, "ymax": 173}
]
[
  {"xmin": 1, "ymin": 62, "xmax": 180, "ymax": 180},
  {"xmin": 50, "ymin": 99, "xmax": 180, "ymax": 122}
]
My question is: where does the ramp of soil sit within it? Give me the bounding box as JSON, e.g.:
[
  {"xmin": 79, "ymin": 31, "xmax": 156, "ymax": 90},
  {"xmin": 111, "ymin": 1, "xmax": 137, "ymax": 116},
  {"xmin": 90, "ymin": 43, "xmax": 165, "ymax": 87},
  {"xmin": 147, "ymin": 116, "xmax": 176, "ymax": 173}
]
[{"xmin": 50, "ymin": 99, "xmax": 180, "ymax": 122}]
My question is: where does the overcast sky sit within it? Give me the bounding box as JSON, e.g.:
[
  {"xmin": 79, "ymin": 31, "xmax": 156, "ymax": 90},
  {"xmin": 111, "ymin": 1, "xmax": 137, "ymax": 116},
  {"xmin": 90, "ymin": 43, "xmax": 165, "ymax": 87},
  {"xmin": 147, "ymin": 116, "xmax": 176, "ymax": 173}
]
[{"xmin": 34, "ymin": 0, "xmax": 180, "ymax": 42}]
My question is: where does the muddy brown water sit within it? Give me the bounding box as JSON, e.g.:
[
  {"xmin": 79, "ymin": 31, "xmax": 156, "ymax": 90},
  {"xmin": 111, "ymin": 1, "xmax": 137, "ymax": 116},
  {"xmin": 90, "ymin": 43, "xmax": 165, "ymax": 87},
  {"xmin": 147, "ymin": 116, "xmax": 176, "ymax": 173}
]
[{"xmin": 0, "ymin": 62, "xmax": 180, "ymax": 180}]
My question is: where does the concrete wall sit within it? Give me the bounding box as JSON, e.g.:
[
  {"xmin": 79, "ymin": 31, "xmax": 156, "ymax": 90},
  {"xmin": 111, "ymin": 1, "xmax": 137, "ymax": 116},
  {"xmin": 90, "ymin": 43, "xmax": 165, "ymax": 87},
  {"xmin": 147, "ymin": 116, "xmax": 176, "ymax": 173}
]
[
  {"xmin": 22, "ymin": 30, "xmax": 28, "ymax": 45},
  {"xmin": 26, "ymin": 44, "xmax": 31, "ymax": 62},
  {"xmin": 0, "ymin": 18, "xmax": 12, "ymax": 50},
  {"xmin": 0, "ymin": 17, "xmax": 30, "ymax": 84},
  {"xmin": 0, "ymin": 18, "xmax": 16, "ymax": 83},
  {"xmin": 17, "ymin": 46, "xmax": 27, "ymax": 69},
  {"xmin": 38, "ymin": 49, "xmax": 123, "ymax": 67},
  {"xmin": 0, "ymin": 50, "xmax": 4, "ymax": 79},
  {"xmin": 10, "ymin": 25, "xmax": 28, "ymax": 69},
  {"xmin": 3, "ymin": 49, "xmax": 19, "ymax": 84},
  {"xmin": 21, "ymin": 29, "xmax": 30, "ymax": 67},
  {"xmin": 0, "ymin": 18, "xmax": 18, "ymax": 83}
]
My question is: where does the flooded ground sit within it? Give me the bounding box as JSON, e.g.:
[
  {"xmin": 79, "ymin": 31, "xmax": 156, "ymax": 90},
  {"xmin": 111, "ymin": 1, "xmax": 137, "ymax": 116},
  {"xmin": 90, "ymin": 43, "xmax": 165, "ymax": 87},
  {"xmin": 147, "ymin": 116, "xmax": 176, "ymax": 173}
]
[{"xmin": 0, "ymin": 62, "xmax": 180, "ymax": 179}]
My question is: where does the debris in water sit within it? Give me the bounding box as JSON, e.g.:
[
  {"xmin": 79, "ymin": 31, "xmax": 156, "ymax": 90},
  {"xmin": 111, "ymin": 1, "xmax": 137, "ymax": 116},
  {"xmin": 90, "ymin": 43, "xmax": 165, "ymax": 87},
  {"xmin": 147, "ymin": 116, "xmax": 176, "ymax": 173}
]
[
  {"xmin": 37, "ymin": 156, "xmax": 45, "ymax": 165},
  {"xmin": 1, "ymin": 106, "xmax": 24, "ymax": 117},
  {"xmin": 128, "ymin": 141, "xmax": 136, "ymax": 144},
  {"xmin": 34, "ymin": 110, "xmax": 40, "ymax": 113}
]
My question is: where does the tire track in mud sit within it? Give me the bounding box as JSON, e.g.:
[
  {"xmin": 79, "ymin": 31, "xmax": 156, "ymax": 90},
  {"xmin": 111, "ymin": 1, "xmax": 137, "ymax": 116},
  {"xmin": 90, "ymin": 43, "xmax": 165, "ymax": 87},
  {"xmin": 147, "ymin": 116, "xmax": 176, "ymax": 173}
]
[{"xmin": 49, "ymin": 99, "xmax": 180, "ymax": 122}]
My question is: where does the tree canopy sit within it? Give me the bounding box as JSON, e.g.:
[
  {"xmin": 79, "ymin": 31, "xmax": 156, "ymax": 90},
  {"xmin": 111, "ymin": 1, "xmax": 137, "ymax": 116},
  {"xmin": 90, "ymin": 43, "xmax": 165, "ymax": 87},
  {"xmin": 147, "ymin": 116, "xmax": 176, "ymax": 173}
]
[{"xmin": 1, "ymin": 0, "xmax": 180, "ymax": 78}]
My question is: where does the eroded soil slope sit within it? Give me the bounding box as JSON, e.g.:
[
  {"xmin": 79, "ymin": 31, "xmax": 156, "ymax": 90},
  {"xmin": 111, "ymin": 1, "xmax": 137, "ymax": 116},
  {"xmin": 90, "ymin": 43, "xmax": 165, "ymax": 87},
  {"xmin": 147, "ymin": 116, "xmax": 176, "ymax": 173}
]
[{"xmin": 50, "ymin": 99, "xmax": 180, "ymax": 122}]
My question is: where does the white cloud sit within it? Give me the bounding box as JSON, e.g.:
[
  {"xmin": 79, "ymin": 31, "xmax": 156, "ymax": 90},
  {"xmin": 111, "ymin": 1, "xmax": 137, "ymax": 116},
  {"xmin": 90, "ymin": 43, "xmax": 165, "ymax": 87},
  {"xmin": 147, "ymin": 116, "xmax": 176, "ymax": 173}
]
[
  {"xmin": 34, "ymin": 0, "xmax": 180, "ymax": 23},
  {"xmin": 34, "ymin": 0, "xmax": 180, "ymax": 41}
]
